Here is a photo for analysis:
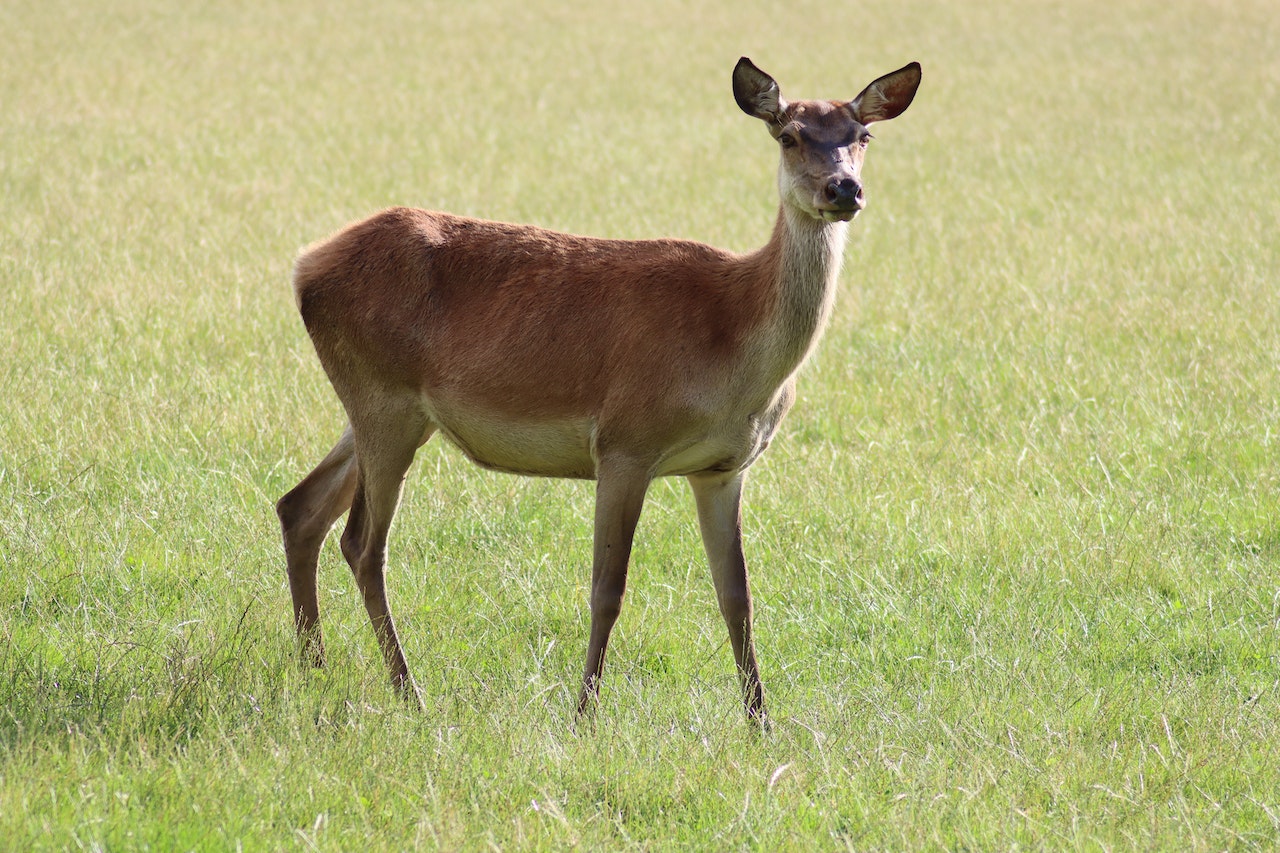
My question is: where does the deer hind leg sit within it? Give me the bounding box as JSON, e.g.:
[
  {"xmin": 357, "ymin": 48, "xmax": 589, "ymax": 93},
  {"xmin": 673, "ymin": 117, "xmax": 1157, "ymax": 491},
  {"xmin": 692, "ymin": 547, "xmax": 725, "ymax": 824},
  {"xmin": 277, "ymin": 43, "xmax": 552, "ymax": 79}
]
[
  {"xmin": 688, "ymin": 471, "xmax": 769, "ymax": 728},
  {"xmin": 576, "ymin": 459, "xmax": 652, "ymax": 720},
  {"xmin": 339, "ymin": 399, "xmax": 435, "ymax": 710},
  {"xmin": 277, "ymin": 425, "xmax": 359, "ymax": 668}
]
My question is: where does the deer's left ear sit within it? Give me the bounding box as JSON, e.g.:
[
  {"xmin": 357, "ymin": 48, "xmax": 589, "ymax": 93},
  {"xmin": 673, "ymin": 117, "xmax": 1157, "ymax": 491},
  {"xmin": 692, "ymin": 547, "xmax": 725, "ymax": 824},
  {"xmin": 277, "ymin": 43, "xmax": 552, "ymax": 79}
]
[
  {"xmin": 850, "ymin": 62, "xmax": 921, "ymax": 125},
  {"xmin": 733, "ymin": 57, "xmax": 788, "ymax": 125}
]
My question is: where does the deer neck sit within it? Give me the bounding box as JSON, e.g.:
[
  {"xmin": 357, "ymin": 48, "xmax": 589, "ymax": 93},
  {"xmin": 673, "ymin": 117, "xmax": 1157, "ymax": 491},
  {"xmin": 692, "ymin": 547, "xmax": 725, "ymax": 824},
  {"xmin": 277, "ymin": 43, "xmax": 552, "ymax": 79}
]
[{"xmin": 750, "ymin": 204, "xmax": 849, "ymax": 383}]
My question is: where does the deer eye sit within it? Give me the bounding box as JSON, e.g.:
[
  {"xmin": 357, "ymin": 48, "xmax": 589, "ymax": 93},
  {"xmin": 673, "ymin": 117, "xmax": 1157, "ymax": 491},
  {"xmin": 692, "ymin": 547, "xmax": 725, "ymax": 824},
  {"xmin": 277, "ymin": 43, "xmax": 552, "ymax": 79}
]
[
  {"xmin": 777, "ymin": 132, "xmax": 798, "ymax": 149},
  {"xmin": 859, "ymin": 133, "xmax": 873, "ymax": 149}
]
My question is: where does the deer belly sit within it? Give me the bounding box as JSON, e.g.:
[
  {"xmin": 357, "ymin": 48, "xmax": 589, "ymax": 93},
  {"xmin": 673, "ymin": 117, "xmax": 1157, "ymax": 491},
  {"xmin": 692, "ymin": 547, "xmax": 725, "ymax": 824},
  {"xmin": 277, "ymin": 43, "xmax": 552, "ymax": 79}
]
[
  {"xmin": 432, "ymin": 409, "xmax": 597, "ymax": 479},
  {"xmin": 655, "ymin": 421, "xmax": 779, "ymax": 478}
]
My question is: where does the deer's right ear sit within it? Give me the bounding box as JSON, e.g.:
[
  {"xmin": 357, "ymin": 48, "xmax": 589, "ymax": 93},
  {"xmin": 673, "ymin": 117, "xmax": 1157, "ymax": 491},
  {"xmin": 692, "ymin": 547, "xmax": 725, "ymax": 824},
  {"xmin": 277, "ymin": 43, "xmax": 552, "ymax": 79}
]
[
  {"xmin": 733, "ymin": 57, "xmax": 787, "ymax": 124},
  {"xmin": 849, "ymin": 62, "xmax": 922, "ymax": 125}
]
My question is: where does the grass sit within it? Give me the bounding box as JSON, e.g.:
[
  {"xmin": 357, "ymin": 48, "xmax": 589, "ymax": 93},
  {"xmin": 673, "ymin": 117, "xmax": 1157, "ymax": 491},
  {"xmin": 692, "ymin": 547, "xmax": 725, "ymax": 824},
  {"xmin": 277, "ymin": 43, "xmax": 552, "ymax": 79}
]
[{"xmin": 3, "ymin": 0, "xmax": 1279, "ymax": 848}]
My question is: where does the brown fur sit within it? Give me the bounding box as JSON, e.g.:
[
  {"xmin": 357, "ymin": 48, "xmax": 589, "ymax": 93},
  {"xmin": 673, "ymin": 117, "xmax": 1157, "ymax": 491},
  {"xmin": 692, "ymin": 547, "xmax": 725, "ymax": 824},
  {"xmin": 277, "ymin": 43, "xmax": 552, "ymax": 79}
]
[
  {"xmin": 297, "ymin": 209, "xmax": 775, "ymax": 435},
  {"xmin": 277, "ymin": 58, "xmax": 921, "ymax": 726}
]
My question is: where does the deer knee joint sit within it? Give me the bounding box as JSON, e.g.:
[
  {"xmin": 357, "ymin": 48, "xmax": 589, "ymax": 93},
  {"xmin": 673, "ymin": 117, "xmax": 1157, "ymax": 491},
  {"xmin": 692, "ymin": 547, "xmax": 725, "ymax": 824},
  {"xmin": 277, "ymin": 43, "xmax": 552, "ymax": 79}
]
[{"xmin": 717, "ymin": 590, "xmax": 752, "ymax": 625}]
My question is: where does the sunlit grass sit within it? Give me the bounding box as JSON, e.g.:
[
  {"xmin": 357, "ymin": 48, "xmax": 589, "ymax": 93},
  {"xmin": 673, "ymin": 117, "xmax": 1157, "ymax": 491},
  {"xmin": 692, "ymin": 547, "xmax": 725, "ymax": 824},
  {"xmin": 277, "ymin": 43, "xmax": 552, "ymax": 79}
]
[{"xmin": 2, "ymin": 0, "xmax": 1279, "ymax": 848}]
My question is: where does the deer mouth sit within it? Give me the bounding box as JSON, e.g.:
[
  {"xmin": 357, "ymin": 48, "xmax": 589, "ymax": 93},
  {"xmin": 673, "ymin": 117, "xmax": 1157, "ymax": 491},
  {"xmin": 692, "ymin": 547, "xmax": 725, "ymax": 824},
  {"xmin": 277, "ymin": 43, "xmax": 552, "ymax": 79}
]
[{"xmin": 818, "ymin": 207, "xmax": 860, "ymax": 223}]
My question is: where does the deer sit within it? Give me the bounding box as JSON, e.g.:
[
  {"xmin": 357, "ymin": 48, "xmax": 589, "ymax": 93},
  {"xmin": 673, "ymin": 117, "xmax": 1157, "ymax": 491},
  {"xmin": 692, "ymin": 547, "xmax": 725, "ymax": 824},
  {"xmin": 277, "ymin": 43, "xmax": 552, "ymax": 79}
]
[{"xmin": 276, "ymin": 57, "xmax": 921, "ymax": 728}]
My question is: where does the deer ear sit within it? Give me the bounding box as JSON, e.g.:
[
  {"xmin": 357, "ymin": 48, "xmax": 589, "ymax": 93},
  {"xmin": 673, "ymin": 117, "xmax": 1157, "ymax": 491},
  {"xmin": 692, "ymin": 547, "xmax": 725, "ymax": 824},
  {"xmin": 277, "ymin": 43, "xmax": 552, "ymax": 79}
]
[
  {"xmin": 733, "ymin": 57, "xmax": 787, "ymax": 124},
  {"xmin": 850, "ymin": 62, "xmax": 921, "ymax": 125}
]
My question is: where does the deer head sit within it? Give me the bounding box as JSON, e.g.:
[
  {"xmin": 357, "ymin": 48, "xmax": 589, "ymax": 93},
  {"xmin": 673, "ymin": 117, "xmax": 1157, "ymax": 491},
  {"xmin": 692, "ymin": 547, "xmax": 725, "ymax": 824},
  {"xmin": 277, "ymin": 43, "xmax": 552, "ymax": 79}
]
[{"xmin": 733, "ymin": 57, "xmax": 922, "ymax": 223}]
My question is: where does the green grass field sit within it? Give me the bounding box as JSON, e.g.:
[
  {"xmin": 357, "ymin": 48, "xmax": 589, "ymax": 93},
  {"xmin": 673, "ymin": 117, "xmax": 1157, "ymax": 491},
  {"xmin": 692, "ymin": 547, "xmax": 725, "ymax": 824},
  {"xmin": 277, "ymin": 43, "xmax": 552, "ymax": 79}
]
[{"xmin": 3, "ymin": 0, "xmax": 1279, "ymax": 848}]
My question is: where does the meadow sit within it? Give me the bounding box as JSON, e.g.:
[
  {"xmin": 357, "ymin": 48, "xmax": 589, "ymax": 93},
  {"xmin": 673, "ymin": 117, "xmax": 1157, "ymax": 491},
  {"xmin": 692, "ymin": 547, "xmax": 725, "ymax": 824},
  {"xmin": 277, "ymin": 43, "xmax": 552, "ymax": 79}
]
[{"xmin": 2, "ymin": 0, "xmax": 1279, "ymax": 848}]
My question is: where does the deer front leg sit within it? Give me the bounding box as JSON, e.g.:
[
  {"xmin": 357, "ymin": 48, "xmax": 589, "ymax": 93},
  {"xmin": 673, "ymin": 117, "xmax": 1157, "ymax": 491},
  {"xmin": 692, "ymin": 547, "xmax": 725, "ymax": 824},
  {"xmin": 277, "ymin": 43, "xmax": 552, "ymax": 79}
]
[
  {"xmin": 577, "ymin": 459, "xmax": 651, "ymax": 720},
  {"xmin": 688, "ymin": 471, "xmax": 768, "ymax": 728}
]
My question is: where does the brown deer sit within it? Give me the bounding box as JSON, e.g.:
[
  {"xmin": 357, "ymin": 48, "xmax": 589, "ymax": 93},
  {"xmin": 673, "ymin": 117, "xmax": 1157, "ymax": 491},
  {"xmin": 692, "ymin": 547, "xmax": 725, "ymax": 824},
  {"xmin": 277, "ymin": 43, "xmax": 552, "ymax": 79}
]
[{"xmin": 276, "ymin": 57, "xmax": 921, "ymax": 727}]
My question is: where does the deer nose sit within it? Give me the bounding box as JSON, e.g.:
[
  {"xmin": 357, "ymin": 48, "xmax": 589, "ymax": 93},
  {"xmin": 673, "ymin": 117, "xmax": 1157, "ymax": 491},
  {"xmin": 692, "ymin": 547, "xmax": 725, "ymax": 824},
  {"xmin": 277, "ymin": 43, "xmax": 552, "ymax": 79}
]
[{"xmin": 824, "ymin": 178, "xmax": 863, "ymax": 207}]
